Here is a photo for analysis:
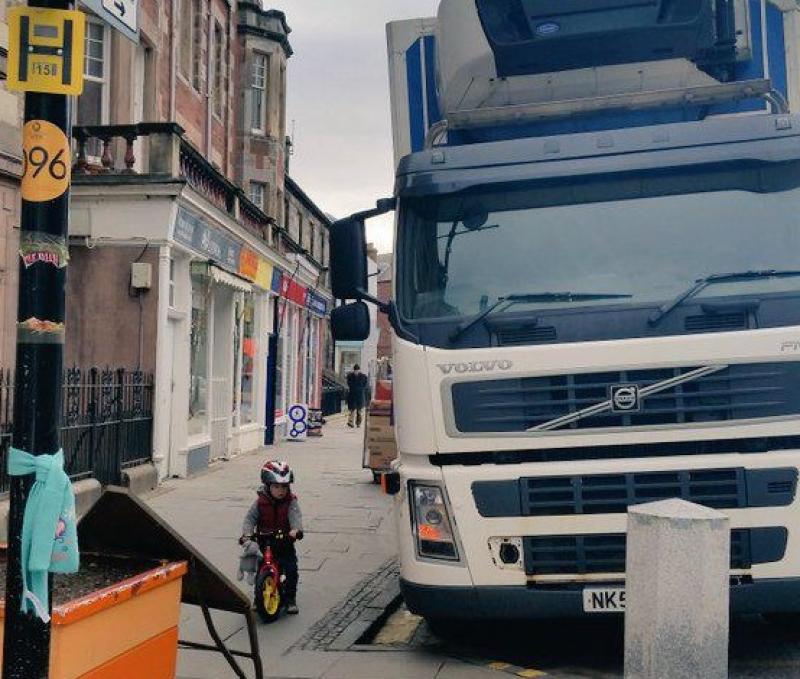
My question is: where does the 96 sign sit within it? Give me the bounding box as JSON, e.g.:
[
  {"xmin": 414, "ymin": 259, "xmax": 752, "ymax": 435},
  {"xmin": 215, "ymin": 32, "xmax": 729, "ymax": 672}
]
[{"xmin": 21, "ymin": 119, "xmax": 70, "ymax": 202}]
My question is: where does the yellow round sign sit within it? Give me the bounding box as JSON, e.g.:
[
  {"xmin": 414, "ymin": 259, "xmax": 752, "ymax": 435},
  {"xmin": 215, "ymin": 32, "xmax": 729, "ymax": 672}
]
[{"xmin": 21, "ymin": 120, "xmax": 70, "ymax": 202}]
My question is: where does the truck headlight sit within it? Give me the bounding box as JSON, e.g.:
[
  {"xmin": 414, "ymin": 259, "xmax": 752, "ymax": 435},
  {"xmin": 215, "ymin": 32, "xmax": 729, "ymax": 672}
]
[{"xmin": 410, "ymin": 483, "xmax": 459, "ymax": 561}]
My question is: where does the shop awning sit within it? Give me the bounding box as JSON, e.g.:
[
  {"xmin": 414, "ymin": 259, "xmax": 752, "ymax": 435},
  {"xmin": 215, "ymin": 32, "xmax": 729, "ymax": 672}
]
[{"xmin": 210, "ymin": 265, "xmax": 252, "ymax": 293}]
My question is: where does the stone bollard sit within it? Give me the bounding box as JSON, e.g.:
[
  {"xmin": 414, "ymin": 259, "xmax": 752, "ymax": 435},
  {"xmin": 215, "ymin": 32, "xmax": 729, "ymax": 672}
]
[{"xmin": 624, "ymin": 498, "xmax": 730, "ymax": 679}]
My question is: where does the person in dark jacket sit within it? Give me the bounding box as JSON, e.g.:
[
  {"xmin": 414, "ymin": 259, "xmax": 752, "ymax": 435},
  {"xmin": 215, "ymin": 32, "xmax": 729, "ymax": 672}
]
[
  {"xmin": 346, "ymin": 364, "xmax": 369, "ymax": 428},
  {"xmin": 241, "ymin": 460, "xmax": 303, "ymax": 614}
]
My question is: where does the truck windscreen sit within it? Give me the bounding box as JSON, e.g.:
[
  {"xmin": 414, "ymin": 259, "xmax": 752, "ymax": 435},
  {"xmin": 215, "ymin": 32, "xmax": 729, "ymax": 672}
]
[{"xmin": 398, "ymin": 164, "xmax": 800, "ymax": 332}]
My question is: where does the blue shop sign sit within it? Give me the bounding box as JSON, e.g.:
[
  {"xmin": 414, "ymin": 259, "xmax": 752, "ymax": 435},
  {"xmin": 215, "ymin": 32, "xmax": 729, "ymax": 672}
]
[
  {"xmin": 271, "ymin": 267, "xmax": 283, "ymax": 294},
  {"xmin": 306, "ymin": 291, "xmax": 328, "ymax": 317},
  {"xmin": 174, "ymin": 207, "xmax": 241, "ymax": 272}
]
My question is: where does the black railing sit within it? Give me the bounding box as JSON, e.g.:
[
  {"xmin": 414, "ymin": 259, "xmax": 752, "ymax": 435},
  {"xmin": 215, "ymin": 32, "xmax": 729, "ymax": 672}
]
[{"xmin": 0, "ymin": 367, "xmax": 154, "ymax": 493}]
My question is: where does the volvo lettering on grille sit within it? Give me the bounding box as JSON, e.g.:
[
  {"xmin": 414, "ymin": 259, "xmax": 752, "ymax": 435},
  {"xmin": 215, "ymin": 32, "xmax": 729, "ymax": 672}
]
[{"xmin": 437, "ymin": 360, "xmax": 514, "ymax": 375}]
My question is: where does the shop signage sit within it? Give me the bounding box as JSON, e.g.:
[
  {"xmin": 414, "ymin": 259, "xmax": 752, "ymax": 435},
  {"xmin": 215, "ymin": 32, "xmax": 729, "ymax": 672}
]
[
  {"xmin": 174, "ymin": 207, "xmax": 241, "ymax": 273},
  {"xmin": 238, "ymin": 248, "xmax": 259, "ymax": 281},
  {"xmin": 306, "ymin": 292, "xmax": 328, "ymax": 317},
  {"xmin": 271, "ymin": 267, "xmax": 283, "ymax": 295},
  {"xmin": 255, "ymin": 259, "xmax": 273, "ymax": 290},
  {"xmin": 80, "ymin": 0, "xmax": 139, "ymax": 44},
  {"xmin": 280, "ymin": 274, "xmax": 308, "ymax": 307}
]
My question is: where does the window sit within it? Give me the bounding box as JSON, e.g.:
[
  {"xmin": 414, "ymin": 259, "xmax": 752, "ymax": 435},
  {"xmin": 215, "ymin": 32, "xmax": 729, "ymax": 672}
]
[
  {"xmin": 213, "ymin": 21, "xmax": 226, "ymax": 118},
  {"xmin": 309, "ymin": 223, "xmax": 316, "ymax": 261},
  {"xmin": 279, "ymin": 64, "xmax": 286, "ymax": 137},
  {"xmin": 78, "ymin": 21, "xmax": 107, "ymax": 126},
  {"xmin": 189, "ymin": 270, "xmax": 210, "ymax": 436},
  {"xmin": 240, "ymin": 295, "xmax": 257, "ymax": 424},
  {"xmin": 249, "ymin": 181, "xmax": 266, "ymax": 211},
  {"xmin": 296, "ymin": 210, "xmax": 303, "ymax": 247},
  {"xmin": 251, "ymin": 53, "xmax": 268, "ymax": 132},
  {"xmin": 179, "ymin": 0, "xmax": 192, "ymax": 80},
  {"xmin": 192, "ymin": 0, "xmax": 203, "ymax": 91},
  {"xmin": 77, "ymin": 21, "xmax": 108, "ymax": 158}
]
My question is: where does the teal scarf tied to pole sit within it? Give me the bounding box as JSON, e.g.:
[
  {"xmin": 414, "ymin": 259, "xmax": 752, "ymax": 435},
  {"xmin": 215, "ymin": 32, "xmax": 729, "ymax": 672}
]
[{"xmin": 7, "ymin": 448, "xmax": 80, "ymax": 622}]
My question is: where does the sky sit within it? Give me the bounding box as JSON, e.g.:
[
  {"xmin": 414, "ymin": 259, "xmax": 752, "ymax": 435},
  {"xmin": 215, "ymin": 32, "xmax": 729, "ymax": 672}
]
[{"xmin": 272, "ymin": 0, "xmax": 439, "ymax": 254}]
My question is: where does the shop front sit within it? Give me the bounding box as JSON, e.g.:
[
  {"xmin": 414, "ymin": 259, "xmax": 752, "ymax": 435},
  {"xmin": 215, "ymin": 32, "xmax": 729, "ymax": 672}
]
[
  {"xmin": 266, "ymin": 269, "xmax": 329, "ymax": 442},
  {"xmin": 162, "ymin": 206, "xmax": 279, "ymax": 476}
]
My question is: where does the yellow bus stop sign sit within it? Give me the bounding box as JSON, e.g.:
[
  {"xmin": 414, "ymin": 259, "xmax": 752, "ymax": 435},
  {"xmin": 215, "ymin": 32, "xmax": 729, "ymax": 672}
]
[{"xmin": 7, "ymin": 8, "xmax": 85, "ymax": 96}]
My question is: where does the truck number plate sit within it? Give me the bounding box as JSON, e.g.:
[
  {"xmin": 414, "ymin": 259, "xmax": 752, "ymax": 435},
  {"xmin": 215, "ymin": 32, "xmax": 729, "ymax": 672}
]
[{"xmin": 583, "ymin": 587, "xmax": 626, "ymax": 613}]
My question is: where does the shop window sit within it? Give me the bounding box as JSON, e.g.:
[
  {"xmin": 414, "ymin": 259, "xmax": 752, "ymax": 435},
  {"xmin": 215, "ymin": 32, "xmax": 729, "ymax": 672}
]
[
  {"xmin": 251, "ymin": 53, "xmax": 268, "ymax": 133},
  {"xmin": 306, "ymin": 318, "xmax": 318, "ymax": 406},
  {"xmin": 240, "ymin": 294, "xmax": 256, "ymax": 424},
  {"xmin": 189, "ymin": 271, "xmax": 210, "ymax": 436},
  {"xmin": 275, "ymin": 300, "xmax": 286, "ymax": 416}
]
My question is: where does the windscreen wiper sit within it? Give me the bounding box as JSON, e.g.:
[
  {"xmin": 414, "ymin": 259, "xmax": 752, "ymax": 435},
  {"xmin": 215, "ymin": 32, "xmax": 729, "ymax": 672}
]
[
  {"xmin": 648, "ymin": 269, "xmax": 800, "ymax": 328},
  {"xmin": 449, "ymin": 292, "xmax": 633, "ymax": 343}
]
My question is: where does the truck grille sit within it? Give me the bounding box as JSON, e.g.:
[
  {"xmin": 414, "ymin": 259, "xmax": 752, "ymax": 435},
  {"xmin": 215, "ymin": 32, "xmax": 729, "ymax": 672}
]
[
  {"xmin": 523, "ymin": 527, "xmax": 787, "ymax": 576},
  {"xmin": 522, "ymin": 469, "xmax": 745, "ymax": 515},
  {"xmin": 451, "ymin": 362, "xmax": 800, "ymax": 433}
]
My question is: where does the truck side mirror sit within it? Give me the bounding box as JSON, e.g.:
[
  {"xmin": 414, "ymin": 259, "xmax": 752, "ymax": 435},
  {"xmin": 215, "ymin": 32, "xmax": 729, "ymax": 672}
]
[
  {"xmin": 329, "ymin": 199, "xmax": 396, "ymax": 302},
  {"xmin": 331, "ymin": 301, "xmax": 371, "ymax": 342},
  {"xmin": 329, "ymin": 217, "xmax": 368, "ymax": 300}
]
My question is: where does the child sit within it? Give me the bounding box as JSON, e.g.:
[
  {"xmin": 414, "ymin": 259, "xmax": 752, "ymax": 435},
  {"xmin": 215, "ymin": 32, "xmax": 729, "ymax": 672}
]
[{"xmin": 241, "ymin": 460, "xmax": 303, "ymax": 614}]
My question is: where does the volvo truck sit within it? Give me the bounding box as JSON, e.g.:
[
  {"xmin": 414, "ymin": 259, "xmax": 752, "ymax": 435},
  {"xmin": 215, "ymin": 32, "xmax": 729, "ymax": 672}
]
[{"xmin": 329, "ymin": 0, "xmax": 800, "ymax": 624}]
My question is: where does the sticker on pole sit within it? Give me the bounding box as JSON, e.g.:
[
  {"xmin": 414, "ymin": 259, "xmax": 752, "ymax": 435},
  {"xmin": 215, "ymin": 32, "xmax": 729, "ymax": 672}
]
[
  {"xmin": 7, "ymin": 7, "xmax": 85, "ymax": 95},
  {"xmin": 22, "ymin": 120, "xmax": 70, "ymax": 203}
]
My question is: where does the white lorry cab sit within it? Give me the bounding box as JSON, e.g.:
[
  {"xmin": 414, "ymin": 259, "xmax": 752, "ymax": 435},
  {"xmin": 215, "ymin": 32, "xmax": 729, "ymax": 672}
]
[{"xmin": 329, "ymin": 0, "xmax": 800, "ymax": 624}]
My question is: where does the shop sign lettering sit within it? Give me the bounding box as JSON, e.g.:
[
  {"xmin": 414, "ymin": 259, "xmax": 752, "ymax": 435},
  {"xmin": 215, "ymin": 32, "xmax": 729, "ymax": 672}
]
[{"xmin": 174, "ymin": 207, "xmax": 241, "ymax": 272}]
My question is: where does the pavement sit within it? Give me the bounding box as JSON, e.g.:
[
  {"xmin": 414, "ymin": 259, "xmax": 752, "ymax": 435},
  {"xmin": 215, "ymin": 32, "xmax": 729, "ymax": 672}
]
[
  {"xmin": 148, "ymin": 416, "xmax": 499, "ymax": 679},
  {"xmin": 147, "ymin": 417, "xmax": 800, "ymax": 679}
]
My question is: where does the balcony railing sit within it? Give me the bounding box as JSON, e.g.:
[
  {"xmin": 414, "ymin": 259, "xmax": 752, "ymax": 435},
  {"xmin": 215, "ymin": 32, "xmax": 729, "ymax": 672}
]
[{"xmin": 71, "ymin": 122, "xmax": 302, "ymax": 248}]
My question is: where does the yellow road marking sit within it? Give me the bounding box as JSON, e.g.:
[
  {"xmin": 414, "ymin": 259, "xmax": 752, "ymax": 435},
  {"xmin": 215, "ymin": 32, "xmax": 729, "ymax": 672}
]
[
  {"xmin": 488, "ymin": 662, "xmax": 512, "ymax": 670},
  {"xmin": 517, "ymin": 670, "xmax": 547, "ymax": 678}
]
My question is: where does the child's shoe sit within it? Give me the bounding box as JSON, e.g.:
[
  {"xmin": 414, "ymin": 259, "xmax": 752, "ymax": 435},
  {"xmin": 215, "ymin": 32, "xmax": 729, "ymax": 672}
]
[{"xmin": 286, "ymin": 600, "xmax": 299, "ymax": 614}]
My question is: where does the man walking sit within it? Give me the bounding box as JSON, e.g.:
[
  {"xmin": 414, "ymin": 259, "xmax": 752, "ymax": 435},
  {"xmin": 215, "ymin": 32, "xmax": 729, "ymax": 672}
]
[{"xmin": 346, "ymin": 364, "xmax": 368, "ymax": 428}]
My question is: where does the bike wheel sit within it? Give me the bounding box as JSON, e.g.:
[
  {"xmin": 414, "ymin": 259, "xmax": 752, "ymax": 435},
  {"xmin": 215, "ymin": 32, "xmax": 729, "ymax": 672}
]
[{"xmin": 255, "ymin": 571, "xmax": 282, "ymax": 623}]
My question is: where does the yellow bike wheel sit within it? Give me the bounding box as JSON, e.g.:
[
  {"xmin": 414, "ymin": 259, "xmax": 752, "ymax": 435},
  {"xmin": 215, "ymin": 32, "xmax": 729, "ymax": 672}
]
[{"xmin": 263, "ymin": 576, "xmax": 281, "ymax": 616}]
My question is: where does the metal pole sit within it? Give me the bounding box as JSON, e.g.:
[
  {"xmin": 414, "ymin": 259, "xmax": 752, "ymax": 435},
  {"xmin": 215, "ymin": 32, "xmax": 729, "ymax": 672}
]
[{"xmin": 3, "ymin": 0, "xmax": 72, "ymax": 675}]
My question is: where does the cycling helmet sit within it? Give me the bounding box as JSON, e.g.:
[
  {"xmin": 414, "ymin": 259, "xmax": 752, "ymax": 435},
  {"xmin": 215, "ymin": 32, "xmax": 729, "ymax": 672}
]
[{"xmin": 261, "ymin": 460, "xmax": 294, "ymax": 485}]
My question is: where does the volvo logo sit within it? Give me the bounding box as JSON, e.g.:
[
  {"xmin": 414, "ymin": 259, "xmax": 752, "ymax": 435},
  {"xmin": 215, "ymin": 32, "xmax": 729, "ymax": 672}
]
[
  {"xmin": 437, "ymin": 360, "xmax": 514, "ymax": 375},
  {"xmin": 610, "ymin": 385, "xmax": 642, "ymax": 413}
]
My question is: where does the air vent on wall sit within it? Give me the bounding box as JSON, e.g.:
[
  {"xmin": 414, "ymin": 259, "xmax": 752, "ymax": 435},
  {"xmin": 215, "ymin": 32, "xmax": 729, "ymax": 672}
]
[
  {"xmin": 496, "ymin": 325, "xmax": 557, "ymax": 346},
  {"xmin": 685, "ymin": 312, "xmax": 747, "ymax": 333}
]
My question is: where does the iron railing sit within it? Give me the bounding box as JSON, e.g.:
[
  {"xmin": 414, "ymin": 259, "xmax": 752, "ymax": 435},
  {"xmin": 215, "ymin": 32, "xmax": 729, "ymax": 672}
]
[{"xmin": 0, "ymin": 367, "xmax": 154, "ymax": 493}]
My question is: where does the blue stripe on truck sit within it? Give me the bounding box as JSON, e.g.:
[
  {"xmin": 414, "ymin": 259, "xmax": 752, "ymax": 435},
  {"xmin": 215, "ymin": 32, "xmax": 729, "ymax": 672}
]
[
  {"xmin": 424, "ymin": 35, "xmax": 442, "ymax": 128},
  {"xmin": 406, "ymin": 39, "xmax": 425, "ymax": 153}
]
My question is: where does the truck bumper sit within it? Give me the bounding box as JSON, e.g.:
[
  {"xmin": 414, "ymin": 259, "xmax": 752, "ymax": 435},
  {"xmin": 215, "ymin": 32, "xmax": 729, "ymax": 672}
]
[{"xmin": 400, "ymin": 577, "xmax": 800, "ymax": 620}]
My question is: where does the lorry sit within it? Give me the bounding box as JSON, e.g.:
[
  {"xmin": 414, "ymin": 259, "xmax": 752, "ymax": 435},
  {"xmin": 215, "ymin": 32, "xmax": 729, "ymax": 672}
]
[{"xmin": 329, "ymin": 0, "xmax": 800, "ymax": 626}]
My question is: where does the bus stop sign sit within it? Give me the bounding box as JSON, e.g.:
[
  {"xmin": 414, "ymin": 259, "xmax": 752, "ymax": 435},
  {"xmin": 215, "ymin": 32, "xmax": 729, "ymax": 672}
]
[
  {"xmin": 80, "ymin": 0, "xmax": 139, "ymax": 43},
  {"xmin": 7, "ymin": 7, "xmax": 86, "ymax": 96}
]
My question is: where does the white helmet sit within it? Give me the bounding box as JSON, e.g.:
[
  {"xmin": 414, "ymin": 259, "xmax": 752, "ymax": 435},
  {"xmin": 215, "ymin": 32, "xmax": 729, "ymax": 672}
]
[{"xmin": 261, "ymin": 460, "xmax": 294, "ymax": 485}]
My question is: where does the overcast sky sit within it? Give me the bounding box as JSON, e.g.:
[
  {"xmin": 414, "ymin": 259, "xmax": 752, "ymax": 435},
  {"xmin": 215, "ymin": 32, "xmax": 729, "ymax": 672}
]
[{"xmin": 272, "ymin": 1, "xmax": 439, "ymax": 253}]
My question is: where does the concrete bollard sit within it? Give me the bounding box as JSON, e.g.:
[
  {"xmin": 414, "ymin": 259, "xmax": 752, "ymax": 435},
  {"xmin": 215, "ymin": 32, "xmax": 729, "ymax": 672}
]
[{"xmin": 624, "ymin": 498, "xmax": 730, "ymax": 679}]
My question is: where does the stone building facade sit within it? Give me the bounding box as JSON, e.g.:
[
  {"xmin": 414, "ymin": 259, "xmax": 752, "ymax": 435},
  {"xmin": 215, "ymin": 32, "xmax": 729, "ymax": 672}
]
[{"xmin": 47, "ymin": 0, "xmax": 332, "ymax": 478}]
